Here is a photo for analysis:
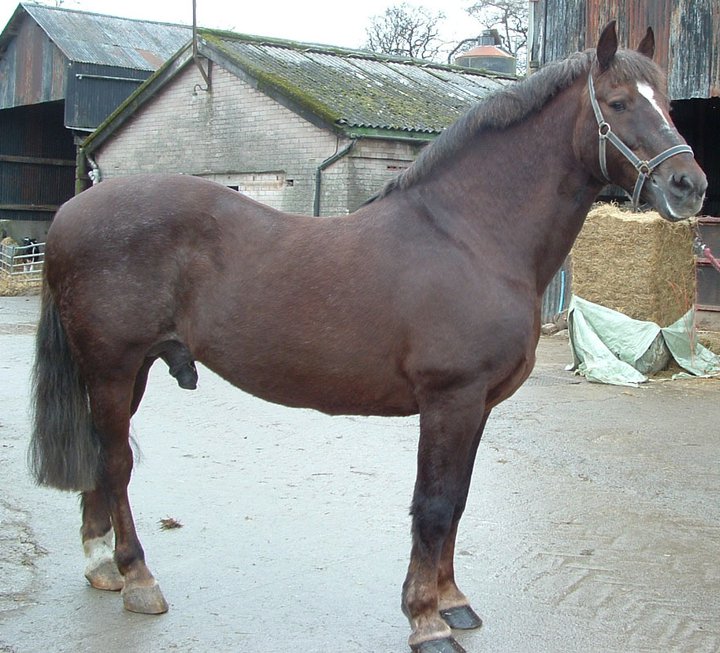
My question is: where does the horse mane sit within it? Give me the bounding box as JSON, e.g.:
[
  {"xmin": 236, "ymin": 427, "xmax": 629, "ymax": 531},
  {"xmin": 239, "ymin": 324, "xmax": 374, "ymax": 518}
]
[{"xmin": 369, "ymin": 47, "xmax": 665, "ymax": 201}]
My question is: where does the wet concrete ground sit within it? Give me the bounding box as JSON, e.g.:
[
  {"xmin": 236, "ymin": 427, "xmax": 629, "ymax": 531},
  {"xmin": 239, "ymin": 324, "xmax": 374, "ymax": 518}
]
[{"xmin": 1, "ymin": 294, "xmax": 719, "ymax": 653}]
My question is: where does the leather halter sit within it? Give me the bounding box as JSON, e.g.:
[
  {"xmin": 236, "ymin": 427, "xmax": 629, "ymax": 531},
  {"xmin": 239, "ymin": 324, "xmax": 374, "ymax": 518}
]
[{"xmin": 587, "ymin": 72, "xmax": 693, "ymax": 209}]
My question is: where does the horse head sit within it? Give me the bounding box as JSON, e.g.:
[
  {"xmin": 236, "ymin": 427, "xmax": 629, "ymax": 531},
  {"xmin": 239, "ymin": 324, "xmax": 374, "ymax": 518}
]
[{"xmin": 576, "ymin": 20, "xmax": 707, "ymax": 220}]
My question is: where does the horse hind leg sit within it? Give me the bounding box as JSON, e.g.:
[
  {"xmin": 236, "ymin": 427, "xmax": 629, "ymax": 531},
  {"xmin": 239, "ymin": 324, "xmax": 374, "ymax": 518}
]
[
  {"xmin": 81, "ymin": 360, "xmax": 155, "ymax": 593},
  {"xmin": 81, "ymin": 489, "xmax": 123, "ymax": 591},
  {"xmin": 90, "ymin": 377, "xmax": 168, "ymax": 614}
]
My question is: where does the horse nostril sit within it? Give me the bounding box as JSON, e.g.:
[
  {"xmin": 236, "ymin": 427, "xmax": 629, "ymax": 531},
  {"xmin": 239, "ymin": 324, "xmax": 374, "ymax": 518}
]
[
  {"xmin": 671, "ymin": 172, "xmax": 692, "ymax": 192},
  {"xmin": 668, "ymin": 171, "xmax": 708, "ymax": 204}
]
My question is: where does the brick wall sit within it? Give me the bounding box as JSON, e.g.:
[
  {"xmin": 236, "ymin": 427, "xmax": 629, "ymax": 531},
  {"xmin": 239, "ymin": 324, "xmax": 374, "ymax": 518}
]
[{"xmin": 94, "ymin": 60, "xmax": 429, "ymax": 216}]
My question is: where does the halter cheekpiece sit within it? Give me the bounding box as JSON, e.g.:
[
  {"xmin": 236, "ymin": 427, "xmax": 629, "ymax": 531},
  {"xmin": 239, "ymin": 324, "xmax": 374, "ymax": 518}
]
[{"xmin": 587, "ymin": 71, "xmax": 693, "ymax": 210}]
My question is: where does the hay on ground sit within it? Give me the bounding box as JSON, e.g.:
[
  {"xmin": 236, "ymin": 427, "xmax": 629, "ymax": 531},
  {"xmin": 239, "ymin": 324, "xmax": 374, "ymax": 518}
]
[
  {"xmin": 571, "ymin": 204, "xmax": 695, "ymax": 327},
  {"xmin": 698, "ymin": 330, "xmax": 720, "ymax": 354},
  {"xmin": 0, "ymin": 273, "xmax": 41, "ymax": 297}
]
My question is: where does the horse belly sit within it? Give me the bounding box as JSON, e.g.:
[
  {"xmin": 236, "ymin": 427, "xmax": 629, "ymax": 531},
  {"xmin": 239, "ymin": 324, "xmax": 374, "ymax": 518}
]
[
  {"xmin": 196, "ymin": 334, "xmax": 419, "ymax": 417},
  {"xmin": 217, "ymin": 363, "xmax": 418, "ymax": 417}
]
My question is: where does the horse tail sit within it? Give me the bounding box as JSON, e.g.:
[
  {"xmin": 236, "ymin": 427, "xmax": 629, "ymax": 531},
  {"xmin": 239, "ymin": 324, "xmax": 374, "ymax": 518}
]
[{"xmin": 29, "ymin": 283, "xmax": 102, "ymax": 491}]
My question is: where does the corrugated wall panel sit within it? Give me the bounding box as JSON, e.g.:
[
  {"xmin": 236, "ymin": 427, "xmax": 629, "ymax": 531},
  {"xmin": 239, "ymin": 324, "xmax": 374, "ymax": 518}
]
[
  {"xmin": 0, "ymin": 159, "xmax": 74, "ymax": 205},
  {"xmin": 668, "ymin": 0, "xmax": 719, "ymax": 98},
  {"xmin": 0, "ymin": 12, "xmax": 67, "ymax": 109},
  {"xmin": 0, "ymin": 102, "xmax": 72, "ymax": 158},
  {"xmin": 532, "ymin": 0, "xmax": 719, "ymax": 99},
  {"xmin": 65, "ymin": 62, "xmax": 149, "ymax": 130},
  {"xmin": 0, "ymin": 102, "xmax": 75, "ymax": 221},
  {"xmin": 531, "ymin": 0, "xmax": 586, "ymax": 66},
  {"xmin": 0, "ymin": 41, "xmax": 17, "ymax": 108}
]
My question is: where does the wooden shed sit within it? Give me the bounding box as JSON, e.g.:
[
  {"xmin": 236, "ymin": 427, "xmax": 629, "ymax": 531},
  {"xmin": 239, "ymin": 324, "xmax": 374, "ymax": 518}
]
[
  {"xmin": 529, "ymin": 0, "xmax": 720, "ymax": 327},
  {"xmin": 0, "ymin": 2, "xmax": 190, "ymax": 240},
  {"xmin": 80, "ymin": 30, "xmax": 513, "ymax": 218}
]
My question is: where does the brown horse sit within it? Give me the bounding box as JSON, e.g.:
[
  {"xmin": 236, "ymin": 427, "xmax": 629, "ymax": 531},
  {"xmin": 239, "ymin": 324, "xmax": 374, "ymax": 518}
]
[{"xmin": 30, "ymin": 22, "xmax": 706, "ymax": 653}]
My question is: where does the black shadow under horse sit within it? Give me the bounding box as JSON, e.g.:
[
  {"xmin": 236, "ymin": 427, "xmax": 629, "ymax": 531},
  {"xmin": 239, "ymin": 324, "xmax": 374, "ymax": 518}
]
[{"xmin": 30, "ymin": 22, "xmax": 706, "ymax": 653}]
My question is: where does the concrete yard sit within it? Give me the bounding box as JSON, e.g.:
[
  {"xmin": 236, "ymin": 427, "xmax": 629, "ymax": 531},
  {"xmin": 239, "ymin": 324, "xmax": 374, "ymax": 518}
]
[{"xmin": 1, "ymin": 294, "xmax": 718, "ymax": 653}]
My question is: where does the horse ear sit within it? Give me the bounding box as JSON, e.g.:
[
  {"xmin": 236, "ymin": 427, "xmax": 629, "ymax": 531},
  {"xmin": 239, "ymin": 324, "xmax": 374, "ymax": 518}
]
[
  {"xmin": 596, "ymin": 20, "xmax": 618, "ymax": 72},
  {"xmin": 637, "ymin": 27, "xmax": 655, "ymax": 59}
]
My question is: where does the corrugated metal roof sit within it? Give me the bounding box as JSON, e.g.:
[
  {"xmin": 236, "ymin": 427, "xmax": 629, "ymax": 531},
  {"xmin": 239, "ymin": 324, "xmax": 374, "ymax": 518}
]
[
  {"xmin": 20, "ymin": 2, "xmax": 191, "ymax": 70},
  {"xmin": 201, "ymin": 31, "xmax": 513, "ymax": 136}
]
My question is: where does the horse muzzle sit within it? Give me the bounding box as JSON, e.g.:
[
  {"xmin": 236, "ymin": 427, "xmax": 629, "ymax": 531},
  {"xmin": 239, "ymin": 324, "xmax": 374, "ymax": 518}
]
[{"xmin": 643, "ymin": 161, "xmax": 707, "ymax": 221}]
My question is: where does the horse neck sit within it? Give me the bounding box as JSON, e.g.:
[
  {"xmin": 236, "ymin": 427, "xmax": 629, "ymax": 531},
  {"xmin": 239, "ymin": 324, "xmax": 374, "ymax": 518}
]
[{"xmin": 413, "ymin": 78, "xmax": 602, "ymax": 293}]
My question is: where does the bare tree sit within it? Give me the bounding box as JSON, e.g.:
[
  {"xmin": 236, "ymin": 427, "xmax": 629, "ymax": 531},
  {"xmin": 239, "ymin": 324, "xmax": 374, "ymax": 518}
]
[{"xmin": 364, "ymin": 3, "xmax": 446, "ymax": 61}]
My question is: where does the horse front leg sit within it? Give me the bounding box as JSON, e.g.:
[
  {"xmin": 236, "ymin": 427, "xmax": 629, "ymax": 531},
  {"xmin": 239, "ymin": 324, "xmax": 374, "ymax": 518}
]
[
  {"xmin": 402, "ymin": 390, "xmax": 487, "ymax": 653},
  {"xmin": 437, "ymin": 412, "xmax": 490, "ymax": 631},
  {"xmin": 90, "ymin": 380, "xmax": 168, "ymax": 614}
]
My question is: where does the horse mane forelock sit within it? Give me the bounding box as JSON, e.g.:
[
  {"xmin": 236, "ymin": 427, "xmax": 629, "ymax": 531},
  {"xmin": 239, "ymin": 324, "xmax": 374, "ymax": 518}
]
[{"xmin": 372, "ymin": 46, "xmax": 663, "ymax": 201}]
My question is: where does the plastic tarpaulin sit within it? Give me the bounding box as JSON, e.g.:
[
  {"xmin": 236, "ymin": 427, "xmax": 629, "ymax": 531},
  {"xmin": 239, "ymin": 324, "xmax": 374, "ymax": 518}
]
[{"xmin": 568, "ymin": 296, "xmax": 720, "ymax": 386}]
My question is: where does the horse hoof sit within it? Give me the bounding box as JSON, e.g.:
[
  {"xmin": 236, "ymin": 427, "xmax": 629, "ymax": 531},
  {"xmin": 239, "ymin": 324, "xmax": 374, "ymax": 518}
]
[
  {"xmin": 121, "ymin": 581, "xmax": 169, "ymax": 614},
  {"xmin": 85, "ymin": 559, "xmax": 124, "ymax": 591},
  {"xmin": 411, "ymin": 637, "xmax": 467, "ymax": 653},
  {"xmin": 440, "ymin": 605, "xmax": 483, "ymax": 630}
]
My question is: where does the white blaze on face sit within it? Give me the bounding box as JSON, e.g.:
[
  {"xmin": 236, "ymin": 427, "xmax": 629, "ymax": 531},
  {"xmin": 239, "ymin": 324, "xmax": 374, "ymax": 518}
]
[{"xmin": 636, "ymin": 82, "xmax": 671, "ymax": 128}]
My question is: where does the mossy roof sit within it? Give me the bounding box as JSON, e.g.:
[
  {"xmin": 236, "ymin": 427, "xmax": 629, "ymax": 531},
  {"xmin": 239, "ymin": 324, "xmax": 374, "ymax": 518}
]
[
  {"xmin": 84, "ymin": 29, "xmax": 516, "ymax": 151},
  {"xmin": 201, "ymin": 30, "xmax": 513, "ymax": 137}
]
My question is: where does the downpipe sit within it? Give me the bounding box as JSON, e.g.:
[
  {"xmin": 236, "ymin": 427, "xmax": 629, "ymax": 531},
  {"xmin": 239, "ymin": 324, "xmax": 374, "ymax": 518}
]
[{"xmin": 313, "ymin": 139, "xmax": 357, "ymax": 217}]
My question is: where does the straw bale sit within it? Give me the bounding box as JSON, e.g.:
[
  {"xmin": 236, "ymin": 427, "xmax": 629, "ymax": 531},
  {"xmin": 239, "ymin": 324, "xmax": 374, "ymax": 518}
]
[{"xmin": 571, "ymin": 204, "xmax": 695, "ymax": 326}]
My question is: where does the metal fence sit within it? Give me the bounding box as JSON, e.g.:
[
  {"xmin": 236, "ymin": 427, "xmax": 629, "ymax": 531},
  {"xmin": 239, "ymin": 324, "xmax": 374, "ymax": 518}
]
[{"xmin": 0, "ymin": 241, "xmax": 44, "ymax": 282}]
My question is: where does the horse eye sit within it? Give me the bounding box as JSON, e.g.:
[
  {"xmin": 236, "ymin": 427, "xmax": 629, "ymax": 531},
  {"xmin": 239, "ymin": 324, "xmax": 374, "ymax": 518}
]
[{"xmin": 609, "ymin": 101, "xmax": 626, "ymax": 112}]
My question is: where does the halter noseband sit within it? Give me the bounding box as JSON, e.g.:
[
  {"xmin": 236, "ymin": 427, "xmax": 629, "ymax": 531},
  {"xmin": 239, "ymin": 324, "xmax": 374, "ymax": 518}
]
[{"xmin": 587, "ymin": 72, "xmax": 693, "ymax": 210}]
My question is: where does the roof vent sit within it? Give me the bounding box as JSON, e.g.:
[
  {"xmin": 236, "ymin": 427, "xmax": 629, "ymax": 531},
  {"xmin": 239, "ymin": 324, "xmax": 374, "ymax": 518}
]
[{"xmin": 454, "ymin": 29, "xmax": 516, "ymax": 75}]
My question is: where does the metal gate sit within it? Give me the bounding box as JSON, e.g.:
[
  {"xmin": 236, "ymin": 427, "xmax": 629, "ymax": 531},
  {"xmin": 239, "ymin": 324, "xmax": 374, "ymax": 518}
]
[{"xmin": 0, "ymin": 241, "xmax": 44, "ymax": 282}]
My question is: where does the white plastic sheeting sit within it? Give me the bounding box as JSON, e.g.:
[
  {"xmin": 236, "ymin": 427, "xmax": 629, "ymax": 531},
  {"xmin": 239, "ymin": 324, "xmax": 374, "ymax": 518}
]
[{"xmin": 568, "ymin": 296, "xmax": 720, "ymax": 386}]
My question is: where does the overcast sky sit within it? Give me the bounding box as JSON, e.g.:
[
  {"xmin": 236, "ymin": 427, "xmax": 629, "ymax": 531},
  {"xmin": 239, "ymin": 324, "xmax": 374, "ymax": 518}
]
[{"xmin": 0, "ymin": 0, "xmax": 482, "ymax": 55}]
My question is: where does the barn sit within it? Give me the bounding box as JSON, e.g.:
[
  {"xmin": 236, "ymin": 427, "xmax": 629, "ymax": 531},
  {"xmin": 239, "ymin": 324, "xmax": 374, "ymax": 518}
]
[
  {"xmin": 529, "ymin": 0, "xmax": 720, "ymax": 328},
  {"xmin": 0, "ymin": 2, "xmax": 191, "ymax": 240},
  {"xmin": 79, "ymin": 29, "xmax": 513, "ymax": 218}
]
